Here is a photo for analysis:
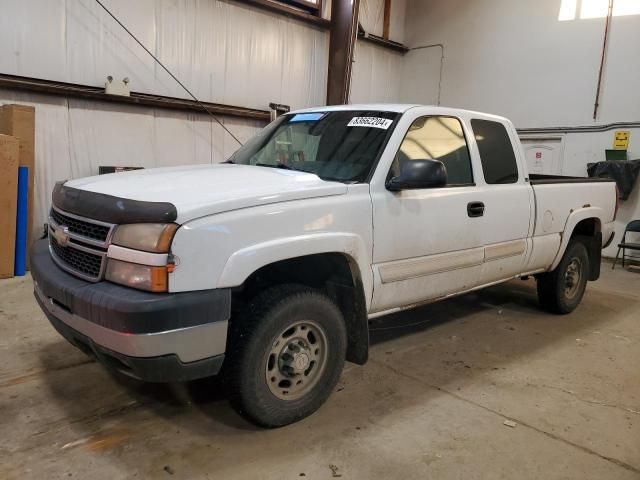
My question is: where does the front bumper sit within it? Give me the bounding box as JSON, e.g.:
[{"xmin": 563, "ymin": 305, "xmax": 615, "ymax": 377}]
[{"xmin": 30, "ymin": 239, "xmax": 231, "ymax": 382}]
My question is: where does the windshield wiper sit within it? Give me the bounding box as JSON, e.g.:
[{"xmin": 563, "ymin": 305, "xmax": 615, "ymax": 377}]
[{"xmin": 255, "ymin": 162, "xmax": 296, "ymax": 171}]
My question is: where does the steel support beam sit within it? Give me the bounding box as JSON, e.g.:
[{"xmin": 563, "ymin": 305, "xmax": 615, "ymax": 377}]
[
  {"xmin": 326, "ymin": 0, "xmax": 360, "ymax": 105},
  {"xmin": 0, "ymin": 74, "xmax": 271, "ymax": 121},
  {"xmin": 382, "ymin": 0, "xmax": 391, "ymax": 40}
]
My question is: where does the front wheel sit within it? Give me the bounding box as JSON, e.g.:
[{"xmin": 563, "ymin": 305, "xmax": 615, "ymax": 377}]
[
  {"xmin": 537, "ymin": 239, "xmax": 590, "ymax": 314},
  {"xmin": 224, "ymin": 285, "xmax": 347, "ymax": 428}
]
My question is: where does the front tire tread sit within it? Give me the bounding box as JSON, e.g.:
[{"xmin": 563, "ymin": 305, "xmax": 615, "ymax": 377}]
[{"xmin": 223, "ymin": 284, "xmax": 346, "ymax": 428}]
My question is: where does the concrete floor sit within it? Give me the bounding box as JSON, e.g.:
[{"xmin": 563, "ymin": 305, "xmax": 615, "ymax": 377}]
[{"xmin": 0, "ymin": 266, "xmax": 638, "ymax": 480}]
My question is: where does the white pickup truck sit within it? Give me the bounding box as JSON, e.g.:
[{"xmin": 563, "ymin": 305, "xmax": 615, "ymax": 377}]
[{"xmin": 31, "ymin": 104, "xmax": 618, "ymax": 427}]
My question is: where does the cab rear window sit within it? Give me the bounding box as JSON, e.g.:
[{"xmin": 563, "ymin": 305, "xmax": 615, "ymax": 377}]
[{"xmin": 471, "ymin": 119, "xmax": 519, "ymax": 184}]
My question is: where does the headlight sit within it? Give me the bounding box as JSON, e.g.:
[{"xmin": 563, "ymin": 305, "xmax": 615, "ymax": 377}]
[
  {"xmin": 106, "ymin": 259, "xmax": 169, "ymax": 292},
  {"xmin": 111, "ymin": 223, "xmax": 178, "ymax": 253}
]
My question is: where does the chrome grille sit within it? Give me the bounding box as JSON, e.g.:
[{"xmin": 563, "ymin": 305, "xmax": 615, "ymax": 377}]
[
  {"xmin": 49, "ymin": 207, "xmax": 114, "ymax": 246},
  {"xmin": 50, "ymin": 208, "xmax": 111, "ymax": 243},
  {"xmin": 48, "ymin": 208, "xmax": 114, "ymax": 282},
  {"xmin": 50, "ymin": 235, "xmax": 104, "ymax": 280}
]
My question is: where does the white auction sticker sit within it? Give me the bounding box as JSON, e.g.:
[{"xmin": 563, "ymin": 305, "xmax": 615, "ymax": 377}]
[{"xmin": 347, "ymin": 117, "xmax": 393, "ymax": 129}]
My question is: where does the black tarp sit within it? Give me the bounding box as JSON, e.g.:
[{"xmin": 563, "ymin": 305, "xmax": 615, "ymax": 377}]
[{"xmin": 587, "ymin": 159, "xmax": 640, "ymax": 200}]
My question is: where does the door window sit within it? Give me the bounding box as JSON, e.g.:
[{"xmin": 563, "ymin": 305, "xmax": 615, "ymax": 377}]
[
  {"xmin": 471, "ymin": 119, "xmax": 519, "ymax": 184},
  {"xmin": 391, "ymin": 116, "xmax": 474, "ymax": 186}
]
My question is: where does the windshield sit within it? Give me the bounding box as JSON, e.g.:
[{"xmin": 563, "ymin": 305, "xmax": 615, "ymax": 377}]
[{"xmin": 227, "ymin": 110, "xmax": 399, "ymax": 182}]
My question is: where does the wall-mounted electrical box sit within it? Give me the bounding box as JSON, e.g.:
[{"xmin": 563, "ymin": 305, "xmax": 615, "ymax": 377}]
[{"xmin": 105, "ymin": 76, "xmax": 131, "ymax": 97}]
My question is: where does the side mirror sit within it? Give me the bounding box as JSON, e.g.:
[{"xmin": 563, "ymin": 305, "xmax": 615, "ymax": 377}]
[{"xmin": 386, "ymin": 159, "xmax": 448, "ymax": 191}]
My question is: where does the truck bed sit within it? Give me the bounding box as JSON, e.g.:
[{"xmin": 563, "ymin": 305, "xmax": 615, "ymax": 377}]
[{"xmin": 530, "ymin": 177, "xmax": 616, "ymax": 238}]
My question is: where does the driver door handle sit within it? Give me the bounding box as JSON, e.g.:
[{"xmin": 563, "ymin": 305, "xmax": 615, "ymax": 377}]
[{"xmin": 467, "ymin": 201, "xmax": 485, "ymax": 218}]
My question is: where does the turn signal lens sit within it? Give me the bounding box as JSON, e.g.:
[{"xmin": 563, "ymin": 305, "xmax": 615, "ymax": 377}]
[
  {"xmin": 105, "ymin": 259, "xmax": 168, "ymax": 292},
  {"xmin": 112, "ymin": 223, "xmax": 178, "ymax": 253}
]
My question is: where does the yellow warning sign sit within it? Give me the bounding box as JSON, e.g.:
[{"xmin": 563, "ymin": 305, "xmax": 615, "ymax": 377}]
[{"xmin": 613, "ymin": 130, "xmax": 630, "ymax": 150}]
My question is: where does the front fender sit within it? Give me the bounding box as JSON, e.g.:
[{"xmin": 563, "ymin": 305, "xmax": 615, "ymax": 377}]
[{"xmin": 217, "ymin": 233, "xmax": 373, "ymax": 310}]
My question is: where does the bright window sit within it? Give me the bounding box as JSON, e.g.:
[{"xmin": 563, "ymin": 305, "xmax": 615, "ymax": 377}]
[
  {"xmin": 559, "ymin": 0, "xmax": 640, "ymax": 21},
  {"xmin": 280, "ymin": 0, "xmax": 321, "ymax": 14},
  {"xmin": 392, "ymin": 116, "xmax": 474, "ymax": 186}
]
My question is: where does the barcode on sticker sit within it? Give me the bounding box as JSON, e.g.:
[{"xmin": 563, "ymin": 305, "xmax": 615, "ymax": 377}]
[{"xmin": 347, "ymin": 117, "xmax": 393, "ymax": 129}]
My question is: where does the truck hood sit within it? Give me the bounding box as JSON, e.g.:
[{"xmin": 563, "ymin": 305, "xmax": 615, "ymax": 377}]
[{"xmin": 64, "ymin": 164, "xmax": 348, "ymax": 223}]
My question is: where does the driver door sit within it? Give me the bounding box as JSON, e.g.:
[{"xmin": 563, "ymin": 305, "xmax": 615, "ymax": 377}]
[{"xmin": 370, "ymin": 113, "xmax": 486, "ymax": 313}]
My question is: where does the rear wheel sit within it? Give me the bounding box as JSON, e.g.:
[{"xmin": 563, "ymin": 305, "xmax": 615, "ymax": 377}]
[
  {"xmin": 537, "ymin": 239, "xmax": 590, "ymax": 314},
  {"xmin": 224, "ymin": 285, "xmax": 347, "ymax": 428}
]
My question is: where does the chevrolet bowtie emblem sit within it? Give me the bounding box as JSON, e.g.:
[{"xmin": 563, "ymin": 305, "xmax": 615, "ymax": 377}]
[{"xmin": 54, "ymin": 225, "xmax": 71, "ymax": 247}]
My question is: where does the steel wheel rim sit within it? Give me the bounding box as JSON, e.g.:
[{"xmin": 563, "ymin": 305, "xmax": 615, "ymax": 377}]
[
  {"xmin": 564, "ymin": 257, "xmax": 583, "ymax": 299},
  {"xmin": 265, "ymin": 320, "xmax": 328, "ymax": 401}
]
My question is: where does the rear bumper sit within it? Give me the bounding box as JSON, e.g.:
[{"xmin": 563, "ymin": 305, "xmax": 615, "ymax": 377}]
[
  {"xmin": 30, "ymin": 239, "xmax": 231, "ymax": 382},
  {"xmin": 602, "ymin": 221, "xmax": 616, "ymax": 249}
]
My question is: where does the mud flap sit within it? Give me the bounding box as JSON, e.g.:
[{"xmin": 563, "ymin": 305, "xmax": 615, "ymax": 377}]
[
  {"xmin": 579, "ymin": 232, "xmax": 602, "ymax": 281},
  {"xmin": 326, "ymin": 279, "xmax": 369, "ymax": 365}
]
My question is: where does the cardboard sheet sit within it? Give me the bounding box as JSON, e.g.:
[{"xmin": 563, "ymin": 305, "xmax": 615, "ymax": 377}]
[{"xmin": 0, "ymin": 134, "xmax": 19, "ymax": 278}]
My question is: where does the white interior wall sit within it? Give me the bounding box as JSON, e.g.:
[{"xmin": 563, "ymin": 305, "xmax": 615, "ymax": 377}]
[
  {"xmin": 350, "ymin": 0, "xmax": 407, "ymax": 104},
  {"xmin": 0, "ymin": 0, "xmax": 329, "ymax": 110},
  {"xmin": 403, "ymin": 0, "xmax": 640, "ymax": 127},
  {"xmin": 350, "ymin": 42, "xmax": 405, "ymax": 103},
  {"xmin": 0, "ymin": 0, "xmax": 330, "ymax": 238},
  {"xmin": 399, "ymin": 0, "xmax": 640, "ymax": 257},
  {"xmin": 359, "ymin": 0, "xmax": 406, "ymax": 42},
  {"xmin": 0, "ymin": 88, "xmax": 263, "ymax": 240}
]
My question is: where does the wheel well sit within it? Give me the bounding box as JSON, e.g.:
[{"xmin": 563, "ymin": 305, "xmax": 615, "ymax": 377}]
[
  {"xmin": 569, "ymin": 218, "xmax": 602, "ymax": 281},
  {"xmin": 234, "ymin": 253, "xmax": 369, "ymax": 365},
  {"xmin": 570, "ymin": 217, "xmax": 601, "ymax": 238}
]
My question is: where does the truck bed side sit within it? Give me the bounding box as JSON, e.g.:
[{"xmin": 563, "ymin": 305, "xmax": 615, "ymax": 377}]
[{"xmin": 526, "ymin": 179, "xmax": 617, "ymax": 273}]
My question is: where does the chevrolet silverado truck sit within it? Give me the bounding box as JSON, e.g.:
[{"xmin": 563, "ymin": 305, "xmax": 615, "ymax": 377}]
[{"xmin": 31, "ymin": 105, "xmax": 618, "ymax": 427}]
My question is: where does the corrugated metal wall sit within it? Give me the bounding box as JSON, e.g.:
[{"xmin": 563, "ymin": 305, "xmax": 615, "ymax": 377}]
[
  {"xmin": 0, "ymin": 0, "xmax": 329, "ymax": 109},
  {"xmin": 0, "ymin": 0, "xmax": 408, "ymax": 236},
  {"xmin": 351, "ymin": 0, "xmax": 407, "ymax": 103},
  {"xmin": 0, "ymin": 87, "xmax": 265, "ymax": 237},
  {"xmin": 0, "ymin": 0, "xmax": 333, "ymax": 235}
]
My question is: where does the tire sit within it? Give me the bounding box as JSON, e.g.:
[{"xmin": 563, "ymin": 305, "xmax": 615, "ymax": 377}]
[
  {"xmin": 223, "ymin": 284, "xmax": 347, "ymax": 428},
  {"xmin": 537, "ymin": 239, "xmax": 590, "ymax": 314}
]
